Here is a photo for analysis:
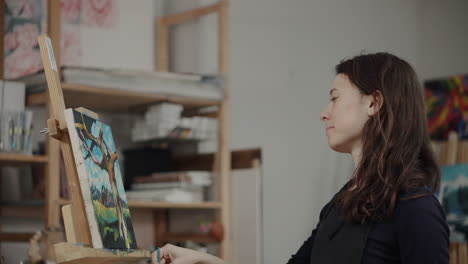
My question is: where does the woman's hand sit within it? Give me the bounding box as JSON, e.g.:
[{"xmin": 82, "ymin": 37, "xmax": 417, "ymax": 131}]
[{"xmin": 151, "ymin": 244, "xmax": 226, "ymax": 264}]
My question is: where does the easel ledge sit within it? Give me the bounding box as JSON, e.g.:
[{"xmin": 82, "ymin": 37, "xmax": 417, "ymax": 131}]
[
  {"xmin": 56, "ymin": 205, "xmax": 151, "ymax": 263},
  {"xmin": 54, "ymin": 242, "xmax": 151, "ymax": 264}
]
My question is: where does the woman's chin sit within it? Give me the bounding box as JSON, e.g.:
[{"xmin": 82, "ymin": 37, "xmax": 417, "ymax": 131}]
[{"xmin": 328, "ymin": 141, "xmax": 350, "ymax": 153}]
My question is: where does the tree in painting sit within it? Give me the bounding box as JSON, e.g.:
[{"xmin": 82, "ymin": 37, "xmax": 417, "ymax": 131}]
[{"xmin": 74, "ymin": 111, "xmax": 136, "ymax": 249}]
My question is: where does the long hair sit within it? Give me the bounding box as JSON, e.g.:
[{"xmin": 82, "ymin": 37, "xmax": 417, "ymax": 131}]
[{"xmin": 334, "ymin": 52, "xmax": 440, "ymax": 224}]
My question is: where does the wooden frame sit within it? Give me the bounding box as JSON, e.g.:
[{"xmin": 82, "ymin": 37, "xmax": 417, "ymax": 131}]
[{"xmin": 156, "ymin": 0, "xmax": 232, "ymax": 259}]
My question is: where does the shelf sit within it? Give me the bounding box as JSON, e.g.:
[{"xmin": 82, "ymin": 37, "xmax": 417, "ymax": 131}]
[
  {"xmin": 27, "ymin": 83, "xmax": 222, "ymax": 112},
  {"xmin": 0, "ymin": 202, "xmax": 45, "ymax": 218},
  {"xmin": 0, "ymin": 153, "xmax": 48, "ymax": 166},
  {"xmin": 0, "ymin": 201, "xmax": 220, "ymax": 218},
  {"xmin": 0, "ymin": 232, "xmax": 34, "ymax": 242},
  {"xmin": 127, "ymin": 200, "xmax": 222, "ymax": 209},
  {"xmin": 162, "ymin": 232, "xmax": 218, "ymax": 243}
]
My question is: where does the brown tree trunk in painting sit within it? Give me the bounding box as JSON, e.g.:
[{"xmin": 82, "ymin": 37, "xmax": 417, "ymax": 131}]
[{"xmin": 76, "ymin": 115, "xmax": 130, "ymax": 249}]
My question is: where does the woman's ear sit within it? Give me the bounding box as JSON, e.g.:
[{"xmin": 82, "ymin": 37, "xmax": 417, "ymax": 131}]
[{"xmin": 367, "ymin": 91, "xmax": 384, "ymax": 116}]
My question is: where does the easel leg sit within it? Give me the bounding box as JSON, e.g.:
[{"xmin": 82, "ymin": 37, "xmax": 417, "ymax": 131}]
[{"xmin": 61, "ymin": 204, "xmax": 77, "ymax": 244}]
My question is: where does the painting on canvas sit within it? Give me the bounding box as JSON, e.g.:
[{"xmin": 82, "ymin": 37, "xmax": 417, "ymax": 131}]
[
  {"xmin": 424, "ymin": 74, "xmax": 468, "ymax": 140},
  {"xmin": 65, "ymin": 109, "xmax": 137, "ymax": 249},
  {"xmin": 438, "ymin": 164, "xmax": 468, "ymax": 243}
]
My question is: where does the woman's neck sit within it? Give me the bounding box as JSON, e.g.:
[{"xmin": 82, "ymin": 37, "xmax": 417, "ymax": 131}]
[{"xmin": 351, "ymin": 143, "xmax": 363, "ymax": 169}]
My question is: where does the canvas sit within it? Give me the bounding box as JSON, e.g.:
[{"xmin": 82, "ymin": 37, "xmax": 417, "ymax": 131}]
[
  {"xmin": 438, "ymin": 164, "xmax": 468, "ymax": 243},
  {"xmin": 64, "ymin": 108, "xmax": 137, "ymax": 249}
]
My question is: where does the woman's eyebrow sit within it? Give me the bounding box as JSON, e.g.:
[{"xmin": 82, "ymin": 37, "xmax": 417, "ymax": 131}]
[{"xmin": 329, "ymin": 88, "xmax": 338, "ymax": 95}]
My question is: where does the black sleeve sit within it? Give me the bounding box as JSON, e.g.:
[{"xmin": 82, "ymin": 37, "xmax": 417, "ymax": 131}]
[
  {"xmin": 396, "ymin": 195, "xmax": 450, "ymax": 264},
  {"xmin": 286, "ymin": 202, "xmax": 332, "ymax": 264}
]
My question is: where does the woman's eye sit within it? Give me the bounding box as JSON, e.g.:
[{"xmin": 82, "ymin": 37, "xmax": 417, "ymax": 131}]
[{"xmin": 330, "ymin": 97, "xmax": 337, "ymax": 102}]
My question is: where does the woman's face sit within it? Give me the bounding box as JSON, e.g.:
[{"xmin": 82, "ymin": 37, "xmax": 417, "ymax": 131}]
[{"xmin": 320, "ymin": 74, "xmax": 373, "ymax": 154}]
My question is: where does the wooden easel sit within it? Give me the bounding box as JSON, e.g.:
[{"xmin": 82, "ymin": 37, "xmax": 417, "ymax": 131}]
[{"xmin": 38, "ymin": 34, "xmax": 151, "ymax": 263}]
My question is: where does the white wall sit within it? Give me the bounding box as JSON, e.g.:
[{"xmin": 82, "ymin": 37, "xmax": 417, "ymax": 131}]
[
  {"xmin": 79, "ymin": 0, "xmax": 155, "ymax": 71},
  {"xmin": 419, "ymin": 0, "xmax": 468, "ymax": 80}
]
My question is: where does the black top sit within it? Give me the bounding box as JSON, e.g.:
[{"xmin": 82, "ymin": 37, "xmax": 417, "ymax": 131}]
[{"xmin": 287, "ymin": 189, "xmax": 450, "ymax": 264}]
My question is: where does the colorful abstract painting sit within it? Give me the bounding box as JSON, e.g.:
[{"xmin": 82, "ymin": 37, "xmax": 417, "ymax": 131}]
[
  {"xmin": 65, "ymin": 109, "xmax": 137, "ymax": 249},
  {"xmin": 438, "ymin": 164, "xmax": 468, "ymax": 242},
  {"xmin": 424, "ymin": 74, "xmax": 468, "ymax": 140},
  {"xmin": 4, "ymin": 0, "xmax": 47, "ymax": 79}
]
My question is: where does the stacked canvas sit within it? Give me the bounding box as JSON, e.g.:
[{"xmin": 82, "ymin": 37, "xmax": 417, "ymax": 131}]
[
  {"xmin": 131, "ymin": 103, "xmax": 218, "ymax": 142},
  {"xmin": 132, "ymin": 103, "xmax": 182, "ymax": 141},
  {"xmin": 126, "ymin": 171, "xmax": 212, "ymax": 203}
]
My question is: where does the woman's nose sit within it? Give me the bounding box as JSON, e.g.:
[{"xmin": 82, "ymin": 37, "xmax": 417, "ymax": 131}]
[{"xmin": 320, "ymin": 109, "xmax": 329, "ymax": 121}]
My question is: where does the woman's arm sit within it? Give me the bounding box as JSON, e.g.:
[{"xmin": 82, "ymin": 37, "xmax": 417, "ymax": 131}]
[{"xmin": 152, "ymin": 244, "xmax": 226, "ymax": 264}]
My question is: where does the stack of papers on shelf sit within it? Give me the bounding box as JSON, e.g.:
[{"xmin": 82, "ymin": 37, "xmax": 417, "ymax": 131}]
[
  {"xmin": 126, "ymin": 188, "xmax": 203, "ymax": 203},
  {"xmin": 13, "ymin": 67, "xmax": 224, "ymax": 101},
  {"xmin": 132, "ymin": 171, "xmax": 212, "ymax": 186},
  {"xmin": 126, "ymin": 171, "xmax": 212, "ymax": 203},
  {"xmin": 131, "ymin": 103, "xmax": 218, "ymax": 142},
  {"xmin": 63, "ymin": 67, "xmax": 223, "ymax": 100}
]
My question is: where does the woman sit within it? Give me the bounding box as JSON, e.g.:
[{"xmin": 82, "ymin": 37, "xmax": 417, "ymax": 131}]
[{"xmin": 152, "ymin": 52, "xmax": 450, "ymax": 264}]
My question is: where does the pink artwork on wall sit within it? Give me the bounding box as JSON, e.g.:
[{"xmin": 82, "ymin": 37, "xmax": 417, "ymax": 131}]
[
  {"xmin": 4, "ymin": 0, "xmax": 118, "ymax": 76},
  {"xmin": 61, "ymin": 0, "xmax": 81, "ymax": 24},
  {"xmin": 60, "ymin": 0, "xmax": 82, "ymax": 66},
  {"xmin": 4, "ymin": 0, "xmax": 46, "ymax": 79},
  {"xmin": 81, "ymin": 0, "xmax": 117, "ymax": 28},
  {"xmin": 61, "ymin": 24, "xmax": 81, "ymax": 66}
]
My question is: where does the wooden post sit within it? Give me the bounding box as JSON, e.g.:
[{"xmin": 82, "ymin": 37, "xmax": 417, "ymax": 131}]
[
  {"xmin": 45, "ymin": 0, "xmax": 63, "ymax": 259},
  {"xmin": 446, "ymin": 132, "xmax": 459, "ymax": 165},
  {"xmin": 61, "ymin": 204, "xmax": 77, "ymax": 243},
  {"xmin": 0, "ymin": 0, "xmax": 5, "ymax": 78},
  {"xmin": 156, "ymin": 18, "xmax": 169, "ymax": 72},
  {"xmin": 217, "ymin": 0, "xmax": 231, "ymax": 260},
  {"xmin": 47, "ymin": 0, "xmax": 61, "ymax": 76},
  {"xmin": 45, "ymin": 104, "xmax": 63, "ymax": 260},
  {"xmin": 154, "ymin": 210, "xmax": 168, "ymax": 246}
]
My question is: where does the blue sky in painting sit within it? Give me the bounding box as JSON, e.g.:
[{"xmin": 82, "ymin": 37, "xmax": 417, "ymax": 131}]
[{"xmin": 77, "ymin": 115, "xmax": 128, "ymax": 203}]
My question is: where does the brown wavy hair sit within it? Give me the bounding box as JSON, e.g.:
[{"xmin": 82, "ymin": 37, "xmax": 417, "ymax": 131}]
[{"xmin": 334, "ymin": 52, "xmax": 440, "ymax": 224}]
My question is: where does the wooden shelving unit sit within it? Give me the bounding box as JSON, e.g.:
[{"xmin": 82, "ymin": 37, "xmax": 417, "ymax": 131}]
[
  {"xmin": 28, "ymin": 82, "xmax": 222, "ymax": 112},
  {"xmin": 127, "ymin": 201, "xmax": 222, "ymax": 209},
  {"xmin": 0, "ymin": 204, "xmax": 44, "ymax": 218},
  {"xmin": 0, "ymin": 153, "xmax": 48, "ymax": 166},
  {"xmin": 0, "ymin": 232, "xmax": 36, "ymax": 242},
  {"xmin": 0, "ymin": 0, "xmax": 231, "ymax": 262}
]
